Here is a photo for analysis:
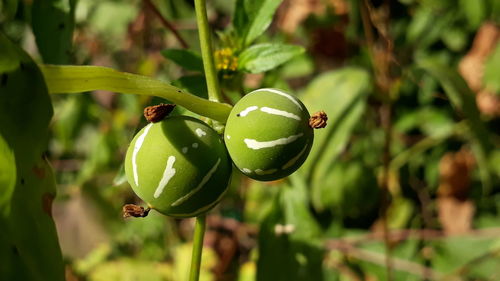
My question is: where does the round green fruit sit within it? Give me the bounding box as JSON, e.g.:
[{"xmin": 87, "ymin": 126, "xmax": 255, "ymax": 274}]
[
  {"xmin": 125, "ymin": 116, "xmax": 232, "ymax": 218},
  {"xmin": 224, "ymin": 88, "xmax": 313, "ymax": 181}
]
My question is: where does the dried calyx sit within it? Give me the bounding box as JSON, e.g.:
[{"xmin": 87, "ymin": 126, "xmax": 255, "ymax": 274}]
[
  {"xmin": 123, "ymin": 204, "xmax": 150, "ymax": 218},
  {"xmin": 309, "ymin": 111, "xmax": 328, "ymax": 129},
  {"xmin": 144, "ymin": 104, "xmax": 176, "ymax": 123}
]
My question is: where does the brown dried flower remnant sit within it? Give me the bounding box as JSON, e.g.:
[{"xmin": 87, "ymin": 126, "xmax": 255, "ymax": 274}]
[
  {"xmin": 144, "ymin": 103, "xmax": 176, "ymax": 123},
  {"xmin": 123, "ymin": 204, "xmax": 150, "ymax": 218},
  {"xmin": 309, "ymin": 110, "xmax": 328, "ymax": 129}
]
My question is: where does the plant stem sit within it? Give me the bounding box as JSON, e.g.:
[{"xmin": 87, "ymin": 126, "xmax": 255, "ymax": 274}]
[
  {"xmin": 40, "ymin": 65, "xmax": 231, "ymax": 122},
  {"xmin": 189, "ymin": 215, "xmax": 207, "ymax": 281},
  {"xmin": 194, "ymin": 0, "xmax": 223, "ymax": 103}
]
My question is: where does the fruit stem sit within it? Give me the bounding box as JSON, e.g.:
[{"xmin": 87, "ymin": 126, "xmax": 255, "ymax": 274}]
[
  {"xmin": 194, "ymin": 0, "xmax": 223, "ymax": 103},
  {"xmin": 189, "ymin": 215, "xmax": 207, "ymax": 281},
  {"xmin": 40, "ymin": 65, "xmax": 232, "ymax": 123}
]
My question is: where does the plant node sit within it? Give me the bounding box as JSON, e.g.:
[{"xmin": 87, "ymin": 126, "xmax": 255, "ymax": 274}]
[
  {"xmin": 122, "ymin": 204, "xmax": 151, "ymax": 218},
  {"xmin": 144, "ymin": 104, "xmax": 176, "ymax": 123},
  {"xmin": 309, "ymin": 111, "xmax": 328, "ymax": 129}
]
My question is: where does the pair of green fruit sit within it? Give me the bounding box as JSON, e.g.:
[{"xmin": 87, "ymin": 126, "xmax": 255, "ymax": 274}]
[{"xmin": 124, "ymin": 88, "xmax": 314, "ymax": 218}]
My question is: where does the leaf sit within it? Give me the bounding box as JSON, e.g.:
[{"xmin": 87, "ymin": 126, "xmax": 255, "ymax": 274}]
[
  {"xmin": 0, "ymin": 0, "xmax": 19, "ymax": 20},
  {"xmin": 32, "ymin": 0, "xmax": 76, "ymax": 64},
  {"xmin": 161, "ymin": 49, "xmax": 204, "ymax": 73},
  {"xmin": 239, "ymin": 0, "xmax": 284, "ymax": 46},
  {"xmin": 0, "ymin": 133, "xmax": 15, "ymax": 216},
  {"xmin": 299, "ymin": 68, "xmax": 371, "ymax": 187},
  {"xmin": 0, "ymin": 32, "xmax": 64, "ymax": 281},
  {"xmin": 257, "ymin": 182, "xmax": 324, "ymax": 281},
  {"xmin": 238, "ymin": 43, "xmax": 305, "ymax": 73},
  {"xmin": 419, "ymin": 59, "xmax": 494, "ymax": 192},
  {"xmin": 459, "ymin": 0, "xmax": 485, "ymax": 29},
  {"xmin": 484, "ymin": 43, "xmax": 500, "ymax": 94},
  {"xmin": 233, "ymin": 0, "xmax": 248, "ymax": 38}
]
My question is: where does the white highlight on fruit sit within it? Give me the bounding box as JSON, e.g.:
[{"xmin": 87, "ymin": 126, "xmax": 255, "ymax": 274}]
[
  {"xmin": 132, "ymin": 123, "xmax": 153, "ymax": 186},
  {"xmin": 153, "ymin": 156, "xmax": 176, "ymax": 199},
  {"xmin": 226, "ymin": 135, "xmax": 231, "ymax": 139},
  {"xmin": 238, "ymin": 106, "xmax": 258, "ymax": 116},
  {"xmin": 255, "ymin": 168, "xmax": 278, "ymax": 175},
  {"xmin": 192, "ymin": 143, "xmax": 199, "ymax": 148},
  {"xmin": 196, "ymin": 128, "xmax": 207, "ymax": 137},
  {"xmin": 244, "ymin": 133, "xmax": 303, "ymax": 150},
  {"xmin": 242, "ymin": 168, "xmax": 252, "ymax": 174},
  {"xmin": 282, "ymin": 142, "xmax": 309, "ymax": 170},
  {"xmin": 260, "ymin": 107, "xmax": 301, "ymax": 120},
  {"xmin": 251, "ymin": 88, "xmax": 303, "ymax": 110},
  {"xmin": 171, "ymin": 158, "xmax": 222, "ymax": 207},
  {"xmin": 182, "ymin": 147, "xmax": 188, "ymax": 154}
]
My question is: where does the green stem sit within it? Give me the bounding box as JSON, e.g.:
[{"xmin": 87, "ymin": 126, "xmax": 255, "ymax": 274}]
[
  {"xmin": 194, "ymin": 0, "xmax": 223, "ymax": 102},
  {"xmin": 40, "ymin": 65, "xmax": 231, "ymax": 123},
  {"xmin": 189, "ymin": 215, "xmax": 207, "ymax": 281}
]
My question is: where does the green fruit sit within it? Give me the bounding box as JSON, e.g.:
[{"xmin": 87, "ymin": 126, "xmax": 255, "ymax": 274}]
[
  {"xmin": 224, "ymin": 88, "xmax": 313, "ymax": 181},
  {"xmin": 125, "ymin": 116, "xmax": 232, "ymax": 218}
]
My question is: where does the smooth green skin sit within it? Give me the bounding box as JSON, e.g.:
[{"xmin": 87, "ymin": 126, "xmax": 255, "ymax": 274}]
[
  {"xmin": 224, "ymin": 88, "xmax": 313, "ymax": 181},
  {"xmin": 125, "ymin": 116, "xmax": 232, "ymax": 218}
]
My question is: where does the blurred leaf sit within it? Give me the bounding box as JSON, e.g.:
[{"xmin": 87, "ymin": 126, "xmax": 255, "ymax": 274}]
[
  {"xmin": 419, "ymin": 59, "xmax": 494, "ymax": 192},
  {"xmin": 431, "ymin": 237, "xmax": 500, "ymax": 278},
  {"xmin": 238, "ymin": 43, "xmax": 305, "ymax": 73},
  {"xmin": 0, "ymin": 133, "xmax": 15, "ymax": 216},
  {"xmin": 312, "ymin": 160, "xmax": 379, "ymax": 218},
  {"xmin": 32, "ymin": 0, "xmax": 76, "ymax": 64},
  {"xmin": 53, "ymin": 95, "xmax": 89, "ymax": 152},
  {"xmin": 459, "ymin": 0, "xmax": 485, "ymax": 29},
  {"xmin": 299, "ymin": 68, "xmax": 371, "ymax": 186},
  {"xmin": 237, "ymin": 0, "xmax": 284, "ymax": 46},
  {"xmin": 441, "ymin": 27, "xmax": 467, "ymax": 52},
  {"xmin": 233, "ymin": 0, "xmax": 248, "ymax": 39},
  {"xmin": 0, "ymin": 32, "xmax": 64, "ymax": 281},
  {"xmin": 88, "ymin": 259, "xmax": 173, "ymax": 281},
  {"xmin": 257, "ymin": 182, "xmax": 324, "ymax": 281},
  {"xmin": 161, "ymin": 49, "xmax": 204, "ymax": 73},
  {"xmin": 0, "ymin": 0, "xmax": 18, "ymax": 20},
  {"xmin": 172, "ymin": 243, "xmax": 217, "ymax": 281},
  {"xmin": 483, "ymin": 43, "xmax": 500, "ymax": 94},
  {"xmin": 171, "ymin": 75, "xmax": 208, "ymax": 99}
]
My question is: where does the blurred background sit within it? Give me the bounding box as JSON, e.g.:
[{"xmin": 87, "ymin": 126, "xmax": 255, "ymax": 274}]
[{"xmin": 1, "ymin": 0, "xmax": 500, "ymax": 280}]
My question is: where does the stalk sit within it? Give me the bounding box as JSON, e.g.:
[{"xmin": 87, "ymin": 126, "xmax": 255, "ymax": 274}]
[
  {"xmin": 189, "ymin": 215, "xmax": 207, "ymax": 281},
  {"xmin": 188, "ymin": 1, "xmax": 220, "ymax": 280},
  {"xmin": 194, "ymin": 0, "xmax": 223, "ymax": 102},
  {"xmin": 41, "ymin": 65, "xmax": 231, "ymax": 122}
]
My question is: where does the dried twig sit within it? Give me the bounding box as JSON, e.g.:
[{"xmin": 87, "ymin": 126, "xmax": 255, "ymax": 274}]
[{"xmin": 142, "ymin": 0, "xmax": 189, "ymax": 49}]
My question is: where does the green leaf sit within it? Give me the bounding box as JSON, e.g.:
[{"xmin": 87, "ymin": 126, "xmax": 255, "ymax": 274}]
[
  {"xmin": 239, "ymin": 0, "xmax": 284, "ymax": 46},
  {"xmin": 238, "ymin": 43, "xmax": 305, "ymax": 73},
  {"xmin": 419, "ymin": 59, "xmax": 494, "ymax": 192},
  {"xmin": 0, "ymin": 134, "xmax": 15, "ymax": 216},
  {"xmin": 32, "ymin": 0, "xmax": 76, "ymax": 64},
  {"xmin": 233, "ymin": 0, "xmax": 248, "ymax": 38},
  {"xmin": 0, "ymin": 0, "xmax": 19, "ymax": 20},
  {"xmin": 459, "ymin": 0, "xmax": 485, "ymax": 29},
  {"xmin": 299, "ymin": 68, "xmax": 371, "ymax": 187},
  {"xmin": 484, "ymin": 43, "xmax": 500, "ymax": 94},
  {"xmin": 257, "ymin": 183, "xmax": 324, "ymax": 281},
  {"xmin": 0, "ymin": 32, "xmax": 64, "ymax": 281},
  {"xmin": 161, "ymin": 49, "xmax": 204, "ymax": 72}
]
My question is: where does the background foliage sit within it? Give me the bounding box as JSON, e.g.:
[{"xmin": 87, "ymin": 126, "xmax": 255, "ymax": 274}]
[{"xmin": 1, "ymin": 0, "xmax": 499, "ymax": 280}]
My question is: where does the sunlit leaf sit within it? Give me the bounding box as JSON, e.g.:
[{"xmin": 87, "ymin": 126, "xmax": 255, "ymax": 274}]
[
  {"xmin": 238, "ymin": 43, "xmax": 304, "ymax": 73},
  {"xmin": 238, "ymin": 0, "xmax": 283, "ymax": 46}
]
